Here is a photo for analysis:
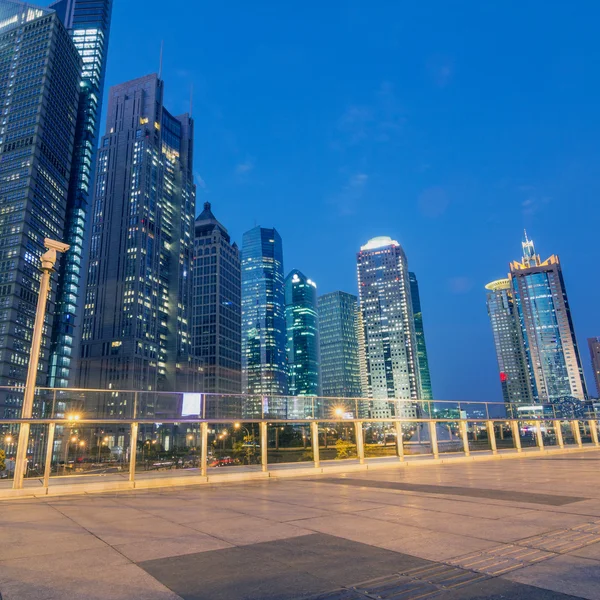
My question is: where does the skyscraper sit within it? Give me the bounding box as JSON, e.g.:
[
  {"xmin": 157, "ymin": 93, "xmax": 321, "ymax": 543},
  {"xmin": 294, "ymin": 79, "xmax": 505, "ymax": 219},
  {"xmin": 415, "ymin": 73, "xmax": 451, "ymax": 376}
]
[
  {"xmin": 241, "ymin": 226, "xmax": 287, "ymax": 397},
  {"xmin": 193, "ymin": 202, "xmax": 241, "ymax": 395},
  {"xmin": 587, "ymin": 338, "xmax": 600, "ymax": 398},
  {"xmin": 409, "ymin": 272, "xmax": 433, "ymax": 400},
  {"xmin": 0, "ymin": 2, "xmax": 82, "ymax": 416},
  {"xmin": 318, "ymin": 291, "xmax": 362, "ymax": 399},
  {"xmin": 357, "ymin": 236, "xmax": 420, "ymax": 418},
  {"xmin": 487, "ymin": 234, "xmax": 587, "ymax": 414},
  {"xmin": 485, "ymin": 278, "xmax": 534, "ymax": 408},
  {"xmin": 47, "ymin": 0, "xmax": 113, "ymax": 388},
  {"xmin": 285, "ymin": 270, "xmax": 320, "ymax": 397},
  {"xmin": 79, "ymin": 74, "xmax": 198, "ymax": 403},
  {"xmin": 509, "ymin": 234, "xmax": 587, "ymax": 408}
]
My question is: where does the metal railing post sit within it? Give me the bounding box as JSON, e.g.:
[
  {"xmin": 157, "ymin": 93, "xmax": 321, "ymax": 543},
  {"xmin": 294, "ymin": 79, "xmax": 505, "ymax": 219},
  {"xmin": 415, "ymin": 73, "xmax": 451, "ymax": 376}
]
[
  {"xmin": 511, "ymin": 420, "xmax": 522, "ymax": 452},
  {"xmin": 394, "ymin": 421, "xmax": 404, "ymax": 461},
  {"xmin": 311, "ymin": 421, "xmax": 320, "ymax": 468},
  {"xmin": 429, "ymin": 421, "xmax": 439, "ymax": 459},
  {"xmin": 42, "ymin": 422, "xmax": 56, "ymax": 490},
  {"xmin": 260, "ymin": 421, "xmax": 268, "ymax": 472},
  {"xmin": 129, "ymin": 422, "xmax": 139, "ymax": 483},
  {"xmin": 355, "ymin": 421, "xmax": 365, "ymax": 465},
  {"xmin": 200, "ymin": 421, "xmax": 208, "ymax": 476},
  {"xmin": 459, "ymin": 420, "xmax": 470, "ymax": 456},
  {"xmin": 572, "ymin": 420, "xmax": 583, "ymax": 448},
  {"xmin": 487, "ymin": 420, "xmax": 497, "ymax": 455},
  {"xmin": 554, "ymin": 420, "xmax": 564, "ymax": 448},
  {"xmin": 589, "ymin": 420, "xmax": 599, "ymax": 447},
  {"xmin": 535, "ymin": 421, "xmax": 544, "ymax": 451}
]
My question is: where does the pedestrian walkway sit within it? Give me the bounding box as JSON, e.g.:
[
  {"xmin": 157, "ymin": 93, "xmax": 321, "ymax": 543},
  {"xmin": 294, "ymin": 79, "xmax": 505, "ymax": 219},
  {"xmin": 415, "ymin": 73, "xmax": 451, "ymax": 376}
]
[{"xmin": 1, "ymin": 450, "xmax": 599, "ymax": 599}]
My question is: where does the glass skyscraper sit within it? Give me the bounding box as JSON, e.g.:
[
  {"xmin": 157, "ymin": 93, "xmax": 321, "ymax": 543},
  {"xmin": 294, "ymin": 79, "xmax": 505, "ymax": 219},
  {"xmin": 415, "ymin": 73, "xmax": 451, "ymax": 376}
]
[
  {"xmin": 47, "ymin": 0, "xmax": 113, "ymax": 388},
  {"xmin": 79, "ymin": 74, "xmax": 198, "ymax": 407},
  {"xmin": 357, "ymin": 236, "xmax": 420, "ymax": 418},
  {"xmin": 485, "ymin": 278, "xmax": 534, "ymax": 408},
  {"xmin": 0, "ymin": 2, "xmax": 81, "ymax": 416},
  {"xmin": 318, "ymin": 291, "xmax": 362, "ymax": 399},
  {"xmin": 510, "ymin": 235, "xmax": 587, "ymax": 408},
  {"xmin": 285, "ymin": 270, "xmax": 320, "ymax": 397},
  {"xmin": 409, "ymin": 272, "xmax": 433, "ymax": 400},
  {"xmin": 193, "ymin": 202, "xmax": 241, "ymax": 395},
  {"xmin": 241, "ymin": 226, "xmax": 287, "ymax": 397},
  {"xmin": 487, "ymin": 234, "xmax": 587, "ymax": 415}
]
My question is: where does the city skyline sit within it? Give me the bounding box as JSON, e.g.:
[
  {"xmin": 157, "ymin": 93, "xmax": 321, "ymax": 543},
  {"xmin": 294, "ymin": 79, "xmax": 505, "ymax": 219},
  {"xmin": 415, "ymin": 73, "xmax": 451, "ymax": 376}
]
[{"xmin": 34, "ymin": 0, "xmax": 600, "ymax": 402}]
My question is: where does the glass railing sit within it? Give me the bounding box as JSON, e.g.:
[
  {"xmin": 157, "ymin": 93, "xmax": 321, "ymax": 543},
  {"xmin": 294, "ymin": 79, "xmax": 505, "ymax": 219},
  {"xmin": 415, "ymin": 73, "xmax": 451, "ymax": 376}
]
[{"xmin": 0, "ymin": 386, "xmax": 596, "ymax": 495}]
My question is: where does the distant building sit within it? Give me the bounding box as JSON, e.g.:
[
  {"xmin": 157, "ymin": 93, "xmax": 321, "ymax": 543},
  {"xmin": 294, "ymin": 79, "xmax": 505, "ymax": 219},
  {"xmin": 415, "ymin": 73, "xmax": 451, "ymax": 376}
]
[
  {"xmin": 0, "ymin": 3, "xmax": 81, "ymax": 416},
  {"xmin": 318, "ymin": 291, "xmax": 362, "ymax": 400},
  {"xmin": 285, "ymin": 270, "xmax": 320, "ymax": 399},
  {"xmin": 509, "ymin": 234, "xmax": 587, "ymax": 408},
  {"xmin": 193, "ymin": 202, "xmax": 241, "ymax": 396},
  {"xmin": 241, "ymin": 227, "xmax": 287, "ymax": 398},
  {"xmin": 47, "ymin": 0, "xmax": 113, "ymax": 388},
  {"xmin": 588, "ymin": 338, "xmax": 600, "ymax": 398},
  {"xmin": 79, "ymin": 75, "xmax": 198, "ymax": 408},
  {"xmin": 487, "ymin": 234, "xmax": 587, "ymax": 416},
  {"xmin": 485, "ymin": 278, "xmax": 534, "ymax": 409},
  {"xmin": 357, "ymin": 237, "xmax": 420, "ymax": 418},
  {"xmin": 409, "ymin": 272, "xmax": 433, "ymax": 400}
]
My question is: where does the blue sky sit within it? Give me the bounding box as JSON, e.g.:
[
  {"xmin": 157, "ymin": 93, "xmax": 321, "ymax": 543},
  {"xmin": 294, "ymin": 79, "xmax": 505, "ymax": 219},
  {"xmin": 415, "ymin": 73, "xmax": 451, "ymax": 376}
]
[{"xmin": 57, "ymin": 1, "xmax": 600, "ymax": 401}]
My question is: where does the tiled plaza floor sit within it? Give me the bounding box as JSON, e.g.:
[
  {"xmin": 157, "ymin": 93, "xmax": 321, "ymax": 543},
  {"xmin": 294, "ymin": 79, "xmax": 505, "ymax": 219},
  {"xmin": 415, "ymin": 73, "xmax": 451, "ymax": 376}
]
[{"xmin": 1, "ymin": 451, "xmax": 599, "ymax": 599}]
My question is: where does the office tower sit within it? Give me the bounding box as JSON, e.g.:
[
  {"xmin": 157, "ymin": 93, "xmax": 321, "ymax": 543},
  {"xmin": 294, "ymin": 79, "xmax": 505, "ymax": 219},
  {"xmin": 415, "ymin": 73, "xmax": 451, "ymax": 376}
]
[
  {"xmin": 285, "ymin": 270, "xmax": 320, "ymax": 397},
  {"xmin": 318, "ymin": 291, "xmax": 362, "ymax": 399},
  {"xmin": 409, "ymin": 272, "xmax": 433, "ymax": 400},
  {"xmin": 357, "ymin": 236, "xmax": 420, "ymax": 418},
  {"xmin": 192, "ymin": 202, "xmax": 241, "ymax": 395},
  {"xmin": 241, "ymin": 226, "xmax": 287, "ymax": 397},
  {"xmin": 0, "ymin": 2, "xmax": 81, "ymax": 416},
  {"xmin": 587, "ymin": 338, "xmax": 600, "ymax": 398},
  {"xmin": 79, "ymin": 74, "xmax": 198, "ymax": 401},
  {"xmin": 47, "ymin": 0, "xmax": 113, "ymax": 388},
  {"xmin": 485, "ymin": 278, "xmax": 534, "ymax": 408},
  {"xmin": 509, "ymin": 234, "xmax": 587, "ymax": 408}
]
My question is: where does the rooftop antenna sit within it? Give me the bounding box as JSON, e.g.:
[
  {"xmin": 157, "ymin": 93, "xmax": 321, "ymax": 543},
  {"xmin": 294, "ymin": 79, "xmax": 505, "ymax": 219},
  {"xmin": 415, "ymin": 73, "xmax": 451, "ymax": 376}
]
[
  {"xmin": 190, "ymin": 83, "xmax": 194, "ymax": 117},
  {"xmin": 158, "ymin": 40, "xmax": 164, "ymax": 79}
]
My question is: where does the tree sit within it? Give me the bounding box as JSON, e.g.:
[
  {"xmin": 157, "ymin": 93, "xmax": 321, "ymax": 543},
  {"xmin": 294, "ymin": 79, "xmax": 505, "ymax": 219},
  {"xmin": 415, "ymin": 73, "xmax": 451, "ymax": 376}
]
[{"xmin": 0, "ymin": 449, "xmax": 5, "ymax": 472}]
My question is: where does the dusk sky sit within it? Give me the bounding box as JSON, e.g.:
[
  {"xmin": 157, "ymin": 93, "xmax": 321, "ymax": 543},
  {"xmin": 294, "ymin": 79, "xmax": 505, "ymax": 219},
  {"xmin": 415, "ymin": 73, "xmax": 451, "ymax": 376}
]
[{"xmin": 50, "ymin": 1, "xmax": 600, "ymax": 401}]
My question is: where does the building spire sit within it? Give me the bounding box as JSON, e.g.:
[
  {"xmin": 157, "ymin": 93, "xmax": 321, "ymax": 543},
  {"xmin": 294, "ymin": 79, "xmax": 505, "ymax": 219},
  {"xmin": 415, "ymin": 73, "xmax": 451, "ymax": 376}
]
[{"xmin": 522, "ymin": 230, "xmax": 536, "ymax": 265}]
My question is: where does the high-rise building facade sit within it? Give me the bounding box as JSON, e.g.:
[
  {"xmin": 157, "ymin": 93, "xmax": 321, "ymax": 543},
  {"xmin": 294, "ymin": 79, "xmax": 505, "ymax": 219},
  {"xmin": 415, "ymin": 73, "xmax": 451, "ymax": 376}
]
[
  {"xmin": 285, "ymin": 270, "xmax": 320, "ymax": 397},
  {"xmin": 409, "ymin": 272, "xmax": 433, "ymax": 400},
  {"xmin": 47, "ymin": 0, "xmax": 113, "ymax": 388},
  {"xmin": 192, "ymin": 202, "xmax": 241, "ymax": 395},
  {"xmin": 588, "ymin": 338, "xmax": 600, "ymax": 398},
  {"xmin": 509, "ymin": 235, "xmax": 587, "ymax": 407},
  {"xmin": 318, "ymin": 291, "xmax": 362, "ymax": 399},
  {"xmin": 0, "ymin": 2, "xmax": 81, "ymax": 416},
  {"xmin": 241, "ymin": 226, "xmax": 287, "ymax": 396},
  {"xmin": 485, "ymin": 278, "xmax": 534, "ymax": 407},
  {"xmin": 79, "ymin": 74, "xmax": 198, "ymax": 402},
  {"xmin": 357, "ymin": 236, "xmax": 420, "ymax": 418}
]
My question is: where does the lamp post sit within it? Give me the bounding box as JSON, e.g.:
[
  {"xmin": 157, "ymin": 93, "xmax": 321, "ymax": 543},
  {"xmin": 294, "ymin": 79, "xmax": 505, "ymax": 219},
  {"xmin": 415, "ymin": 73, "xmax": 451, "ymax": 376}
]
[{"xmin": 13, "ymin": 239, "xmax": 70, "ymax": 490}]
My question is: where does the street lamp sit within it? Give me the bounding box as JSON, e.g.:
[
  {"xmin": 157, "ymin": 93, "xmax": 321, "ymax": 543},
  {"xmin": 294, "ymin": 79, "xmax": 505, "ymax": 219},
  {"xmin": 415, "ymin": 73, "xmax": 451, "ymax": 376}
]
[{"xmin": 13, "ymin": 238, "xmax": 70, "ymax": 489}]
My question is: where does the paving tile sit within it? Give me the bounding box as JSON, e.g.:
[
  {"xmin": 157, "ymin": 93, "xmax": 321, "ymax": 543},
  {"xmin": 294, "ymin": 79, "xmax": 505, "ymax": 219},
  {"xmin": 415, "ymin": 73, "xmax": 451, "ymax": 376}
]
[
  {"xmin": 185, "ymin": 514, "xmax": 312, "ymax": 545},
  {"xmin": 503, "ymin": 554, "xmax": 600, "ymax": 600},
  {"xmin": 0, "ymin": 563, "xmax": 182, "ymax": 600},
  {"xmin": 0, "ymin": 546, "xmax": 130, "ymax": 572},
  {"xmin": 375, "ymin": 529, "xmax": 500, "ymax": 561},
  {"xmin": 114, "ymin": 533, "xmax": 234, "ymax": 562},
  {"xmin": 83, "ymin": 515, "xmax": 203, "ymax": 546}
]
